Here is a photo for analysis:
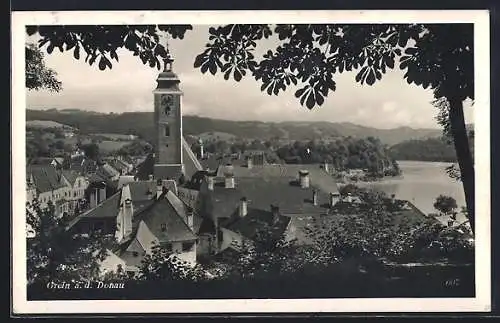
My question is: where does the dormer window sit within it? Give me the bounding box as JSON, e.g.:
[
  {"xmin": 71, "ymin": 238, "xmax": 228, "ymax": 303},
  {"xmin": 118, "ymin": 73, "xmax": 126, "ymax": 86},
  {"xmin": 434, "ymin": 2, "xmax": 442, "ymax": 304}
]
[
  {"xmin": 132, "ymin": 251, "xmax": 139, "ymax": 257},
  {"xmin": 161, "ymin": 223, "xmax": 167, "ymax": 232}
]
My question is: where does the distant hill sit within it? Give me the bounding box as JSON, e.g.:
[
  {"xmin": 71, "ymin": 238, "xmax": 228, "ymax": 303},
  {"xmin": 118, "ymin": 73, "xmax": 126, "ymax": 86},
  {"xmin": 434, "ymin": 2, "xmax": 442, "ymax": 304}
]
[
  {"xmin": 26, "ymin": 109, "xmax": 470, "ymax": 146},
  {"xmin": 26, "ymin": 119, "xmax": 74, "ymax": 130}
]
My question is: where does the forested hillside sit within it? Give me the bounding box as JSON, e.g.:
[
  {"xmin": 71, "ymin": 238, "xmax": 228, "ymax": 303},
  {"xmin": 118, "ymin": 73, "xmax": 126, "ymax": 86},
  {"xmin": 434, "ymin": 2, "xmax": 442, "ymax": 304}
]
[{"xmin": 26, "ymin": 109, "xmax": 446, "ymax": 146}]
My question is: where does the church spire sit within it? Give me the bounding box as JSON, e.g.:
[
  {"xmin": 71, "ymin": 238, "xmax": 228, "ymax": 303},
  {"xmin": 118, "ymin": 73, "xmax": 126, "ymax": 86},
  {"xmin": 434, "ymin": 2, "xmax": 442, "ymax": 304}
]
[{"xmin": 162, "ymin": 34, "xmax": 174, "ymax": 72}]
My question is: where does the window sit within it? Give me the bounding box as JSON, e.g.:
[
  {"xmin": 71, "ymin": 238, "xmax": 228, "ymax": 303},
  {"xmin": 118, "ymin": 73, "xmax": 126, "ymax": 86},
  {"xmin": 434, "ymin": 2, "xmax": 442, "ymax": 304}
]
[
  {"xmin": 164, "ymin": 106, "xmax": 171, "ymax": 116},
  {"xmin": 132, "ymin": 251, "xmax": 139, "ymax": 257},
  {"xmin": 160, "ymin": 223, "xmax": 167, "ymax": 232},
  {"xmin": 164, "ymin": 124, "xmax": 170, "ymax": 137},
  {"xmin": 182, "ymin": 242, "xmax": 194, "ymax": 252},
  {"xmin": 165, "ymin": 243, "xmax": 173, "ymax": 252}
]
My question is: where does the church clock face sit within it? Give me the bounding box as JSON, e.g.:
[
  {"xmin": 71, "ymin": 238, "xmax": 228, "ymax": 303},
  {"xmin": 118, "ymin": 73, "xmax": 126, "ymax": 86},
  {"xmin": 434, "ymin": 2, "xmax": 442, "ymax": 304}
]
[{"xmin": 161, "ymin": 94, "xmax": 174, "ymax": 116}]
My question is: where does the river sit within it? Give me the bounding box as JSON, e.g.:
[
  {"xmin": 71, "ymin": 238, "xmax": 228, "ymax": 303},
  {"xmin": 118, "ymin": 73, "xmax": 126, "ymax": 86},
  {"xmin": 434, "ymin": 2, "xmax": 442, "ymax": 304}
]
[{"xmin": 357, "ymin": 160, "xmax": 466, "ymax": 216}]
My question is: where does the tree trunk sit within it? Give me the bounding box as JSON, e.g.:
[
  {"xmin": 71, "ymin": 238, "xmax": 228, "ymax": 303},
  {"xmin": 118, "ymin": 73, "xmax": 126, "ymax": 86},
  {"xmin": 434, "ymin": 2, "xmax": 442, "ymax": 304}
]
[{"xmin": 447, "ymin": 97, "xmax": 475, "ymax": 235}]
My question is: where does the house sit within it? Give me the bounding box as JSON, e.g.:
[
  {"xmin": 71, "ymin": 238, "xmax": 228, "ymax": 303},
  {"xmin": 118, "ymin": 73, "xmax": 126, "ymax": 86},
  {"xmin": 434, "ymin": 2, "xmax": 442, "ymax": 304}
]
[
  {"xmin": 68, "ymin": 155, "xmax": 98, "ymax": 175},
  {"xmin": 67, "ymin": 179, "xmax": 203, "ymax": 275},
  {"xmin": 96, "ymin": 163, "xmax": 121, "ymax": 182},
  {"xmin": 105, "ymin": 157, "xmax": 134, "ymax": 175},
  {"xmin": 26, "ymin": 165, "xmax": 72, "ymax": 218},
  {"xmin": 61, "ymin": 170, "xmax": 89, "ymax": 214},
  {"xmin": 30, "ymin": 157, "xmax": 64, "ymax": 169}
]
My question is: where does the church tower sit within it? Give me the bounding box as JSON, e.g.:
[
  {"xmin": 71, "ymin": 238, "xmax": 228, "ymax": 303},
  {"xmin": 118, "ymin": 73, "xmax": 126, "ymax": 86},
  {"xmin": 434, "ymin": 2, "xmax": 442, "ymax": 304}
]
[{"xmin": 152, "ymin": 47, "xmax": 184, "ymax": 180}]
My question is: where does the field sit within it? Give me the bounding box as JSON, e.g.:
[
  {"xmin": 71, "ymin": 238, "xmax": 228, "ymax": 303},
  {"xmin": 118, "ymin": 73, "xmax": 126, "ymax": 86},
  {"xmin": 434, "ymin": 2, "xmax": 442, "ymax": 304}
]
[
  {"xmin": 97, "ymin": 140, "xmax": 130, "ymax": 153},
  {"xmin": 89, "ymin": 133, "xmax": 137, "ymax": 141},
  {"xmin": 26, "ymin": 120, "xmax": 73, "ymax": 129}
]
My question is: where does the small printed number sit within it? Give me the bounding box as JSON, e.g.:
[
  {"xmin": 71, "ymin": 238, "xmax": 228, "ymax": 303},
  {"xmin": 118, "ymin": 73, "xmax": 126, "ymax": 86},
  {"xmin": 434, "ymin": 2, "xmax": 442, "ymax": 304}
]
[{"xmin": 444, "ymin": 278, "xmax": 460, "ymax": 287}]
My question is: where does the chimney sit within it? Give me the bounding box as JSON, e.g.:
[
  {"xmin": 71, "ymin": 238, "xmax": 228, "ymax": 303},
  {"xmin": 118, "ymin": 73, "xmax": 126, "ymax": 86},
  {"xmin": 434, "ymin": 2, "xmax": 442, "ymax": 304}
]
[
  {"xmin": 90, "ymin": 188, "xmax": 98, "ymax": 209},
  {"xmin": 329, "ymin": 192, "xmax": 340, "ymax": 208},
  {"xmin": 186, "ymin": 208, "xmax": 194, "ymax": 232},
  {"xmin": 224, "ymin": 164, "xmax": 235, "ymax": 189},
  {"xmin": 207, "ymin": 174, "xmax": 215, "ymax": 191},
  {"xmin": 271, "ymin": 204, "xmax": 280, "ymax": 224},
  {"xmin": 200, "ymin": 142, "xmax": 204, "ymax": 159},
  {"xmin": 123, "ymin": 198, "xmax": 133, "ymax": 237},
  {"xmin": 312, "ymin": 189, "xmax": 318, "ymax": 206},
  {"xmin": 246, "ymin": 156, "xmax": 253, "ymax": 169},
  {"xmin": 98, "ymin": 184, "xmax": 106, "ymax": 204},
  {"xmin": 156, "ymin": 179, "xmax": 163, "ymax": 199},
  {"xmin": 239, "ymin": 197, "xmax": 248, "ymax": 217},
  {"xmin": 298, "ymin": 170, "xmax": 310, "ymax": 189}
]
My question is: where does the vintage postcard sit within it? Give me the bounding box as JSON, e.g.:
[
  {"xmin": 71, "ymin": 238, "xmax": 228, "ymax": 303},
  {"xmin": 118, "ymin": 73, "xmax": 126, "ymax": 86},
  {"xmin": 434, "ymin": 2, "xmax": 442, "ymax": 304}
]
[{"xmin": 12, "ymin": 10, "xmax": 491, "ymax": 314}]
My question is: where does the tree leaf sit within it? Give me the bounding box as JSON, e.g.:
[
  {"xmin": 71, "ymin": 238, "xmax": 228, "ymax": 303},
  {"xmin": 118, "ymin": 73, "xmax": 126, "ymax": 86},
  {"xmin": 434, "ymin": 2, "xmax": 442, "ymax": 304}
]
[
  {"xmin": 355, "ymin": 66, "xmax": 367, "ymax": 82},
  {"xmin": 316, "ymin": 92, "xmax": 325, "ymax": 106},
  {"xmin": 193, "ymin": 54, "xmax": 205, "ymax": 68},
  {"xmin": 386, "ymin": 57, "xmax": 394, "ymax": 69},
  {"xmin": 209, "ymin": 61, "xmax": 217, "ymax": 75},
  {"xmin": 234, "ymin": 68, "xmax": 242, "ymax": 82},
  {"xmin": 295, "ymin": 87, "xmax": 306, "ymax": 98},
  {"xmin": 366, "ymin": 69, "xmax": 376, "ymax": 85},
  {"xmin": 305, "ymin": 92, "xmax": 315, "ymax": 109},
  {"xmin": 73, "ymin": 46, "xmax": 80, "ymax": 60}
]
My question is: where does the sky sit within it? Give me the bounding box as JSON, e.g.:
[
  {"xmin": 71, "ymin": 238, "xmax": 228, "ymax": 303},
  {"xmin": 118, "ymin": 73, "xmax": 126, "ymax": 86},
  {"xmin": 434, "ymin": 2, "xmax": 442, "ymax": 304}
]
[{"xmin": 26, "ymin": 25, "xmax": 474, "ymax": 130}]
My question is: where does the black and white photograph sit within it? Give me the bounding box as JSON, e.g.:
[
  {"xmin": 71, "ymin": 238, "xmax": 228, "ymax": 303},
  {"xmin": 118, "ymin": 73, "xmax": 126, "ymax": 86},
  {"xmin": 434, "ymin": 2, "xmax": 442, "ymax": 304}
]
[{"xmin": 12, "ymin": 10, "xmax": 491, "ymax": 314}]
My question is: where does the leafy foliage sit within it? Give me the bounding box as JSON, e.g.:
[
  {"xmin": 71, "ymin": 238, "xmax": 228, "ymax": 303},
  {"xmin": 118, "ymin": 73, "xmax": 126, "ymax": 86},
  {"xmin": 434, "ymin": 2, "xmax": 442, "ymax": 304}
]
[
  {"xmin": 26, "ymin": 199, "xmax": 117, "ymax": 285},
  {"xmin": 27, "ymin": 25, "xmax": 193, "ymax": 71},
  {"xmin": 26, "ymin": 43, "xmax": 62, "ymax": 92},
  {"xmin": 194, "ymin": 24, "xmax": 473, "ymax": 108},
  {"xmin": 138, "ymin": 244, "xmax": 205, "ymax": 281},
  {"xmin": 389, "ymin": 137, "xmax": 463, "ymax": 163},
  {"xmin": 276, "ymin": 137, "xmax": 399, "ymax": 176},
  {"xmin": 80, "ymin": 143, "xmax": 100, "ymax": 160},
  {"xmin": 303, "ymin": 187, "xmax": 472, "ymax": 264},
  {"xmin": 433, "ymin": 195, "xmax": 458, "ymax": 216}
]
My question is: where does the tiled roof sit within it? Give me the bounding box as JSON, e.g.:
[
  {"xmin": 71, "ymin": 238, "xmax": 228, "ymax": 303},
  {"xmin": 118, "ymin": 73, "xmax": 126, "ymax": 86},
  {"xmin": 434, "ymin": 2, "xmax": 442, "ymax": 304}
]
[
  {"xmin": 193, "ymin": 213, "xmax": 216, "ymax": 235},
  {"xmin": 222, "ymin": 207, "xmax": 291, "ymax": 241},
  {"xmin": 53, "ymin": 157, "xmax": 64, "ymax": 164},
  {"xmin": 30, "ymin": 157, "xmax": 56, "ymax": 166},
  {"xmin": 97, "ymin": 163, "xmax": 120, "ymax": 180},
  {"xmin": 199, "ymin": 155, "xmax": 224, "ymax": 171},
  {"xmin": 107, "ymin": 159, "xmax": 128, "ymax": 172},
  {"xmin": 135, "ymin": 153, "xmax": 155, "ymax": 180},
  {"xmin": 79, "ymin": 191, "xmax": 121, "ymax": 219},
  {"xmin": 28, "ymin": 165, "xmax": 68, "ymax": 193},
  {"xmin": 215, "ymin": 164, "xmax": 339, "ymax": 194},
  {"xmin": 182, "ymin": 136, "xmax": 203, "ymax": 179},
  {"xmin": 128, "ymin": 180, "xmax": 157, "ymax": 202},
  {"xmin": 198, "ymin": 177, "xmax": 332, "ymax": 220},
  {"xmin": 87, "ymin": 172, "xmax": 107, "ymax": 184},
  {"xmin": 116, "ymin": 176, "xmax": 136, "ymax": 190},
  {"xmin": 61, "ymin": 170, "xmax": 80, "ymax": 186},
  {"xmin": 153, "ymin": 164, "xmax": 184, "ymax": 181},
  {"xmin": 128, "ymin": 180, "xmax": 178, "ymax": 202},
  {"xmin": 137, "ymin": 195, "xmax": 197, "ymax": 243}
]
